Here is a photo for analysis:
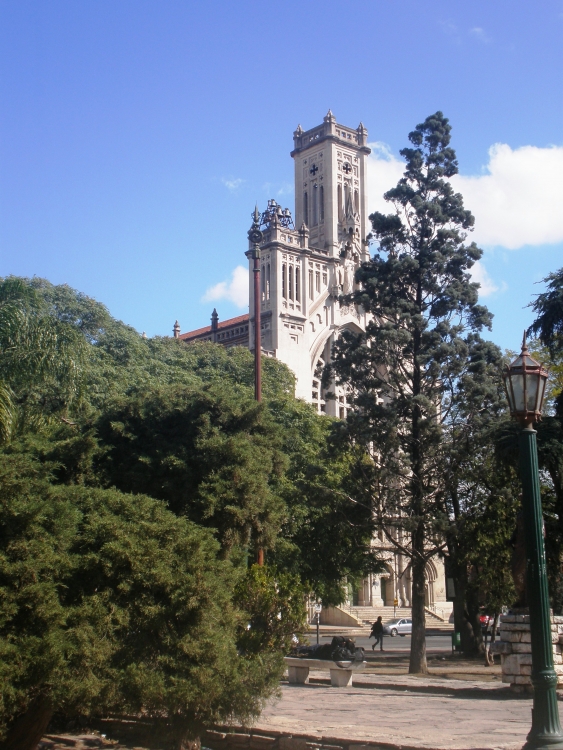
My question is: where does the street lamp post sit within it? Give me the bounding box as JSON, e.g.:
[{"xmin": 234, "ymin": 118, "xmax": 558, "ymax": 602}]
[
  {"xmin": 504, "ymin": 335, "xmax": 563, "ymax": 750},
  {"xmin": 248, "ymin": 207, "xmax": 264, "ymax": 566},
  {"xmin": 248, "ymin": 206, "xmax": 263, "ymax": 404}
]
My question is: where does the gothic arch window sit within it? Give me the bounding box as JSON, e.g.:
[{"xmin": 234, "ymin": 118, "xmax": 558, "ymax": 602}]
[
  {"xmin": 308, "ymin": 269, "xmax": 314, "ymax": 300},
  {"xmin": 354, "ymin": 189, "xmax": 359, "ymax": 213},
  {"xmin": 282, "ymin": 263, "xmax": 287, "ymax": 299},
  {"xmin": 312, "ymin": 184, "xmax": 318, "ymax": 225},
  {"xmin": 320, "ymin": 186, "xmax": 324, "ymax": 222},
  {"xmin": 266, "ymin": 263, "xmax": 271, "ymax": 300},
  {"xmin": 337, "ymin": 184, "xmax": 343, "ymax": 221},
  {"xmin": 295, "ymin": 267, "xmax": 300, "ymax": 302},
  {"xmin": 303, "ymin": 192, "xmax": 308, "ymax": 225}
]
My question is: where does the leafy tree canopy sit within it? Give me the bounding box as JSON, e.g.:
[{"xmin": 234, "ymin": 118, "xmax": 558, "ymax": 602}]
[{"xmin": 0, "ymin": 454, "xmax": 280, "ymax": 749}]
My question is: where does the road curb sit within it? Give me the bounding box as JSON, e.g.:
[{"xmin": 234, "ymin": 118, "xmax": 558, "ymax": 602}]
[{"xmin": 206, "ymin": 724, "xmax": 523, "ymax": 750}]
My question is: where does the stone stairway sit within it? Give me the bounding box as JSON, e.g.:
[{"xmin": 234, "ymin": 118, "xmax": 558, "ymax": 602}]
[{"xmin": 342, "ymin": 604, "xmax": 452, "ymax": 629}]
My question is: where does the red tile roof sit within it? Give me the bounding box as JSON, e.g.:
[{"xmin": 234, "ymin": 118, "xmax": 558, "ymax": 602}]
[{"xmin": 179, "ymin": 313, "xmax": 249, "ymax": 341}]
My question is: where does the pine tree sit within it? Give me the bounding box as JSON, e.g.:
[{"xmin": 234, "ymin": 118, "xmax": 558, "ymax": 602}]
[{"xmin": 329, "ymin": 112, "xmax": 493, "ymax": 673}]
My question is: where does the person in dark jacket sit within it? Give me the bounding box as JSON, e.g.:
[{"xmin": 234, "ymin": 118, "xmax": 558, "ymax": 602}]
[{"xmin": 370, "ymin": 616, "xmax": 384, "ymax": 651}]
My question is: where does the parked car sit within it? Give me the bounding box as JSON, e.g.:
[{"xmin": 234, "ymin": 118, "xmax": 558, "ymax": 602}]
[{"xmin": 382, "ymin": 618, "xmax": 412, "ymax": 637}]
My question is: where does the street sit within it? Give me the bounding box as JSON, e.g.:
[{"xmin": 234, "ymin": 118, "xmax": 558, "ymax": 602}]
[{"xmin": 322, "ymin": 632, "xmax": 453, "ymax": 653}]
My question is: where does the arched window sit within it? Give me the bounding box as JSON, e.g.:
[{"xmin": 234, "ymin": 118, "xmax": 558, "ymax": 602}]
[
  {"xmin": 320, "ymin": 186, "xmax": 324, "ymax": 222},
  {"xmin": 296, "ymin": 267, "xmax": 300, "ymax": 302},
  {"xmin": 266, "ymin": 263, "xmax": 271, "ymax": 299},
  {"xmin": 337, "ymin": 184, "xmax": 343, "ymax": 221},
  {"xmin": 303, "ymin": 192, "xmax": 308, "ymax": 225},
  {"xmin": 354, "ymin": 189, "xmax": 359, "ymax": 213},
  {"xmin": 282, "ymin": 263, "xmax": 287, "ymax": 299}
]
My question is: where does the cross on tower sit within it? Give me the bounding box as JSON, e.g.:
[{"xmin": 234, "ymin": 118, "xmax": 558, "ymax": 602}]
[
  {"xmin": 342, "ymin": 163, "xmax": 352, "ymax": 174},
  {"xmin": 309, "ymin": 164, "xmax": 319, "ymax": 175}
]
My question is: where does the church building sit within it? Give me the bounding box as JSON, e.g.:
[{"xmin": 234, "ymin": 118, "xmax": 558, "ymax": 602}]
[{"xmin": 176, "ymin": 112, "xmax": 452, "ymax": 625}]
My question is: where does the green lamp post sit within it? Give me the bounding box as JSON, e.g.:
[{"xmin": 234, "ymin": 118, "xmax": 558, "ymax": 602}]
[{"xmin": 504, "ymin": 335, "xmax": 563, "ymax": 750}]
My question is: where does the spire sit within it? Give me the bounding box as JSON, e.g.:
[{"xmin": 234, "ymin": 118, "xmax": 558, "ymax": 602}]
[
  {"xmin": 253, "ymin": 204, "xmax": 260, "ymax": 225},
  {"xmin": 211, "ymin": 308, "xmax": 219, "ymax": 331},
  {"xmin": 324, "ymin": 109, "xmax": 336, "ymax": 123},
  {"xmin": 173, "ymin": 320, "xmax": 180, "ymax": 338}
]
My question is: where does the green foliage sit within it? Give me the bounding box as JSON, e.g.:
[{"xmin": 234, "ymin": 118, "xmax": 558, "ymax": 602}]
[
  {"xmin": 94, "ymin": 384, "xmax": 288, "ymax": 554},
  {"xmin": 0, "ymin": 278, "xmax": 86, "ymax": 441},
  {"xmin": 0, "ymin": 455, "xmax": 281, "ymax": 745},
  {"xmin": 234, "ymin": 564, "xmax": 307, "ymax": 655},
  {"xmin": 265, "ymin": 397, "xmax": 383, "ymax": 605},
  {"xmin": 528, "ymin": 268, "xmax": 563, "ymax": 358},
  {"xmin": 26, "ymin": 276, "xmax": 294, "ymax": 415}
]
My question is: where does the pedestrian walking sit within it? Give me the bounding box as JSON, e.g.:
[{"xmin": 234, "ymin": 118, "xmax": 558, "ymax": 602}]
[{"xmin": 370, "ymin": 616, "xmax": 384, "ymax": 651}]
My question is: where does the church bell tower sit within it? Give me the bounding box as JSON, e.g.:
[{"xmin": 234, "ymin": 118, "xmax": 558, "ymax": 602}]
[{"xmin": 291, "ymin": 110, "xmax": 371, "ymax": 263}]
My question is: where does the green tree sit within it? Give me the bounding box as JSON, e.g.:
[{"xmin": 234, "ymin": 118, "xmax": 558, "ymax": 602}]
[
  {"xmin": 0, "ymin": 455, "xmax": 281, "ymax": 750},
  {"xmin": 94, "ymin": 383, "xmax": 288, "ymax": 556},
  {"xmin": 328, "ymin": 112, "xmax": 493, "ymax": 673},
  {"xmin": 234, "ymin": 564, "xmax": 307, "ymax": 654},
  {"xmin": 0, "ymin": 278, "xmax": 84, "ymax": 441}
]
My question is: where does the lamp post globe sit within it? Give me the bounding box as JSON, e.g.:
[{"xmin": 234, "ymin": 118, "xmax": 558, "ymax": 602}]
[
  {"xmin": 504, "ymin": 334, "xmax": 549, "ymax": 428},
  {"xmin": 504, "ymin": 335, "xmax": 563, "ymax": 750}
]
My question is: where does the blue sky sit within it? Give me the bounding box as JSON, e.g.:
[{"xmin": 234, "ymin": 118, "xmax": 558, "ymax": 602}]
[{"xmin": 1, "ymin": 0, "xmax": 562, "ymax": 352}]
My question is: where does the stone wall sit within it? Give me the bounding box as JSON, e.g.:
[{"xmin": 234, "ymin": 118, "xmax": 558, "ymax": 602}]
[{"xmin": 491, "ymin": 610, "xmax": 563, "ymax": 693}]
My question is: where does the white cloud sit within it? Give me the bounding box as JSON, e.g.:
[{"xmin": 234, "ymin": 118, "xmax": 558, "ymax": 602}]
[
  {"xmin": 366, "ymin": 142, "xmax": 405, "ymax": 214},
  {"xmin": 367, "ymin": 141, "xmax": 563, "ymax": 250},
  {"xmin": 262, "ymin": 181, "xmax": 294, "ymax": 197},
  {"xmin": 451, "ymin": 144, "xmax": 563, "ymax": 249},
  {"xmin": 202, "ymin": 265, "xmax": 248, "ymax": 309},
  {"xmin": 470, "ymin": 260, "xmax": 501, "ymax": 297},
  {"xmin": 469, "ymin": 26, "xmax": 491, "ymax": 43},
  {"xmin": 222, "ymin": 177, "xmax": 244, "ymax": 192}
]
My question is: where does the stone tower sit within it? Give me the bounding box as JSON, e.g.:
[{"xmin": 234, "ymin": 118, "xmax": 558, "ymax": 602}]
[{"xmin": 246, "ymin": 112, "xmax": 372, "ymax": 416}]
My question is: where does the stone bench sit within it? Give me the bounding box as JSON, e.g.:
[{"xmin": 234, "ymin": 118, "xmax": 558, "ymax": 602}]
[{"xmin": 284, "ymin": 657, "xmax": 366, "ymax": 687}]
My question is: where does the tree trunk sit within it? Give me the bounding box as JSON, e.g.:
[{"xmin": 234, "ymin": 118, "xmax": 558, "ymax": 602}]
[
  {"xmin": 465, "ymin": 582, "xmax": 484, "ymax": 655},
  {"xmin": 452, "ymin": 577, "xmax": 475, "ymax": 653},
  {"xmin": 409, "ymin": 552, "xmax": 427, "ymax": 674},
  {"xmin": 0, "ymin": 694, "xmax": 53, "ymax": 750}
]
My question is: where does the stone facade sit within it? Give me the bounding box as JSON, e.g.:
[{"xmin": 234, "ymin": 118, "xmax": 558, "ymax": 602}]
[{"xmin": 492, "ymin": 609, "xmax": 563, "ymax": 692}]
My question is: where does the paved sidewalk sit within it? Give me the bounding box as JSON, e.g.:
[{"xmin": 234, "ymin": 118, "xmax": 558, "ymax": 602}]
[{"xmin": 242, "ymin": 674, "xmax": 554, "ymax": 750}]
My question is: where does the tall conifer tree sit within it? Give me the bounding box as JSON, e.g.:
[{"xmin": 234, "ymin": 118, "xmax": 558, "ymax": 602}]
[{"xmin": 328, "ymin": 112, "xmax": 493, "ymax": 673}]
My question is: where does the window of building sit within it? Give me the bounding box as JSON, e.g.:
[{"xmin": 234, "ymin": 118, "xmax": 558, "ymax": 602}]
[
  {"xmin": 312, "ymin": 184, "xmax": 318, "ymax": 225},
  {"xmin": 295, "ymin": 267, "xmax": 300, "ymax": 302},
  {"xmin": 322, "ymin": 270, "xmax": 327, "ymax": 286},
  {"xmin": 320, "ymin": 185, "xmax": 324, "ymax": 222},
  {"xmin": 354, "ymin": 189, "xmax": 359, "ymax": 213},
  {"xmin": 337, "ymin": 184, "xmax": 342, "ymax": 221},
  {"xmin": 282, "ymin": 263, "xmax": 287, "ymax": 299},
  {"xmin": 309, "ymin": 270, "xmax": 314, "ymax": 299},
  {"xmin": 266, "ymin": 263, "xmax": 271, "ymax": 299},
  {"xmin": 303, "ymin": 192, "xmax": 308, "ymax": 225},
  {"xmin": 315, "ymin": 271, "xmax": 320, "ymax": 293},
  {"xmin": 288, "ymin": 265, "xmax": 293, "ymax": 300}
]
